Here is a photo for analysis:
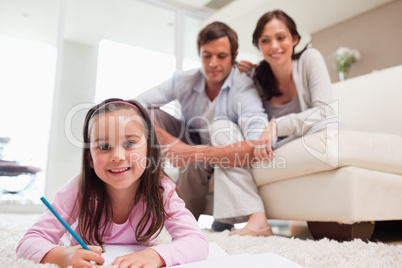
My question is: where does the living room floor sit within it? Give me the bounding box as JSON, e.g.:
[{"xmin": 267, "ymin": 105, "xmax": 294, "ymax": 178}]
[{"xmin": 198, "ymin": 215, "xmax": 402, "ymax": 246}]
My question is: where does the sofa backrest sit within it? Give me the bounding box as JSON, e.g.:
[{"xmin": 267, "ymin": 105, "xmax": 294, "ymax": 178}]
[{"xmin": 332, "ymin": 65, "xmax": 402, "ymax": 136}]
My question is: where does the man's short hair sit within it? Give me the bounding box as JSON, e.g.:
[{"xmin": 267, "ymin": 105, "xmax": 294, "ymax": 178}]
[{"xmin": 197, "ymin": 21, "xmax": 238, "ymax": 64}]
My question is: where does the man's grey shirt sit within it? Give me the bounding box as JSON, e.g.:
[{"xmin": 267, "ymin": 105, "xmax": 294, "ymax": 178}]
[{"xmin": 135, "ymin": 66, "xmax": 268, "ymax": 141}]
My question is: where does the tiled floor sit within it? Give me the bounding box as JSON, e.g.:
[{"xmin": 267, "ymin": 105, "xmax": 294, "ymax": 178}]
[
  {"xmin": 198, "ymin": 214, "xmax": 303, "ymax": 237},
  {"xmin": 198, "ymin": 215, "xmax": 402, "ymax": 245},
  {"xmin": 289, "ymin": 221, "xmax": 402, "ymax": 246}
]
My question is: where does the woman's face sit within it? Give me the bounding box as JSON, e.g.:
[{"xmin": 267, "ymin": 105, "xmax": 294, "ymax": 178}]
[{"xmin": 258, "ymin": 18, "xmax": 298, "ymax": 68}]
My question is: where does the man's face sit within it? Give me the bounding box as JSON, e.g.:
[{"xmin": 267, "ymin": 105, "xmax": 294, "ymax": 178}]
[{"xmin": 200, "ymin": 36, "xmax": 235, "ymax": 88}]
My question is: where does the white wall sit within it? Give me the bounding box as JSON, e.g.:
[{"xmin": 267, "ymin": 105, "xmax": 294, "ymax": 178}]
[
  {"xmin": 45, "ymin": 41, "xmax": 98, "ymax": 201},
  {"xmin": 311, "ymin": 0, "xmax": 402, "ymax": 82}
]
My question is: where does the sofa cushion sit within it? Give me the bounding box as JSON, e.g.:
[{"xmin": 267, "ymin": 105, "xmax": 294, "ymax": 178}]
[
  {"xmin": 332, "ymin": 65, "xmax": 402, "ymax": 136},
  {"xmin": 258, "ymin": 166, "xmax": 402, "ymax": 224},
  {"xmin": 252, "ymin": 129, "xmax": 402, "ymax": 186}
]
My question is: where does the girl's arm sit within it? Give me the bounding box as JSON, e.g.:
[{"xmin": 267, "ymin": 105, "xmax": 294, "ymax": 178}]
[
  {"xmin": 150, "ymin": 178, "xmax": 209, "ymax": 267},
  {"xmin": 16, "ymin": 174, "xmax": 105, "ymax": 267},
  {"xmin": 109, "ymin": 178, "xmax": 207, "ymax": 268},
  {"xmin": 111, "ymin": 248, "xmax": 165, "ymax": 268},
  {"xmin": 41, "ymin": 245, "xmax": 104, "ymax": 268}
]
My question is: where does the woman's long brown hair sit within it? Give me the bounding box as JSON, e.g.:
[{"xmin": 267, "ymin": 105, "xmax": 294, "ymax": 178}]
[
  {"xmin": 74, "ymin": 98, "xmax": 168, "ymax": 246},
  {"xmin": 252, "ymin": 9, "xmax": 308, "ymax": 100}
]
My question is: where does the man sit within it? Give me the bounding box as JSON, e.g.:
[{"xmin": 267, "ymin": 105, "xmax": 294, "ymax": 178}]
[{"xmin": 135, "ymin": 21, "xmax": 273, "ymax": 236}]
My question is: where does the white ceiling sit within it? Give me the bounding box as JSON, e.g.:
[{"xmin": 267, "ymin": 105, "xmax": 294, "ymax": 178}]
[
  {"xmin": 198, "ymin": 0, "xmax": 395, "ymax": 56},
  {"xmin": 0, "ymin": 0, "xmax": 395, "ymax": 57}
]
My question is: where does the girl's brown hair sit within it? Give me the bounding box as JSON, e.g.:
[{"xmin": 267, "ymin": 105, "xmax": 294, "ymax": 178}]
[
  {"xmin": 252, "ymin": 10, "xmax": 308, "ymax": 100},
  {"xmin": 75, "ymin": 98, "xmax": 168, "ymax": 246}
]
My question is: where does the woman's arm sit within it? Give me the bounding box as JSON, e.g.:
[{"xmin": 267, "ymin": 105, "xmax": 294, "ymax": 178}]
[
  {"xmin": 276, "ymin": 48, "xmax": 336, "ymax": 137},
  {"xmin": 237, "ymin": 60, "xmax": 257, "ymax": 75}
]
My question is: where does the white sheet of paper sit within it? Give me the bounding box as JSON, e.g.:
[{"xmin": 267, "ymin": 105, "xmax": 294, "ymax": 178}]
[
  {"xmin": 174, "ymin": 248, "xmax": 303, "ymax": 268},
  {"xmin": 205, "ymin": 242, "xmax": 229, "ymax": 260},
  {"xmin": 102, "ymin": 242, "xmax": 227, "ymax": 265},
  {"xmin": 102, "ymin": 244, "xmax": 147, "ymax": 265},
  {"xmin": 102, "ymin": 242, "xmax": 302, "ymax": 268}
]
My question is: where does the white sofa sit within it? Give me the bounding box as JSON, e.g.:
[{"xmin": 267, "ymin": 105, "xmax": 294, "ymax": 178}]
[
  {"xmin": 166, "ymin": 65, "xmax": 402, "ymax": 240},
  {"xmin": 252, "ymin": 65, "xmax": 402, "ymax": 240}
]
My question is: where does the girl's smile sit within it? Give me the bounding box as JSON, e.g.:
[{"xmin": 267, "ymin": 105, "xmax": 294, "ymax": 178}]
[{"xmin": 108, "ymin": 167, "xmax": 130, "ymax": 173}]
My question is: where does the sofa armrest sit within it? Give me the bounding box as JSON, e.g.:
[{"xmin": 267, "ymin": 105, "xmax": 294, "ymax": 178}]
[{"xmin": 252, "ymin": 130, "xmax": 402, "ymax": 186}]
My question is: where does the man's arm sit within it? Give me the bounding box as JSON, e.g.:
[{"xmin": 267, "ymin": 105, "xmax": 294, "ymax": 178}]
[
  {"xmin": 154, "ymin": 125, "xmax": 180, "ymax": 146},
  {"xmin": 161, "ymin": 142, "xmax": 256, "ymax": 170},
  {"xmin": 166, "ymin": 141, "xmax": 258, "ymax": 168},
  {"xmin": 154, "ymin": 124, "xmax": 257, "ymax": 167}
]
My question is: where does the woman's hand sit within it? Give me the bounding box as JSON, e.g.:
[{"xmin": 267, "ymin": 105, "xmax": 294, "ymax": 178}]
[
  {"xmin": 112, "ymin": 248, "xmax": 165, "ymax": 268},
  {"xmin": 237, "ymin": 60, "xmax": 257, "ymax": 74},
  {"xmin": 41, "ymin": 245, "xmax": 104, "ymax": 268},
  {"xmin": 253, "ymin": 120, "xmax": 277, "ymax": 161}
]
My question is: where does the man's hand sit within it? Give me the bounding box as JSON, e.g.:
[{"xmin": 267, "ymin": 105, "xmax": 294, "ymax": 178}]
[{"xmin": 253, "ymin": 120, "xmax": 277, "ymax": 161}]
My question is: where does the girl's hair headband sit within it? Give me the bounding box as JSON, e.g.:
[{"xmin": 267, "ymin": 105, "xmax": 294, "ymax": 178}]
[{"xmin": 93, "ymin": 100, "xmax": 140, "ymax": 116}]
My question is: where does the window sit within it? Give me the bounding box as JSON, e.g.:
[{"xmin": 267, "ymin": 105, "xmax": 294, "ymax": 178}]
[
  {"xmin": 0, "ymin": 0, "xmax": 209, "ymax": 208},
  {"xmin": 95, "ymin": 39, "xmax": 177, "ymax": 102},
  {"xmin": 95, "ymin": 12, "xmax": 203, "ymax": 116},
  {"xmin": 183, "ymin": 14, "xmax": 202, "ymax": 71},
  {"xmin": 0, "ymin": 35, "xmax": 56, "ymax": 204}
]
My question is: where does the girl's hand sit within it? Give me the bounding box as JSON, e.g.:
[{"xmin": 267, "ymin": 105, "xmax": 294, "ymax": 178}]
[
  {"xmin": 237, "ymin": 60, "xmax": 257, "ymax": 74},
  {"xmin": 41, "ymin": 245, "xmax": 104, "ymax": 268},
  {"xmin": 112, "ymin": 248, "xmax": 165, "ymax": 268},
  {"xmin": 253, "ymin": 120, "xmax": 277, "ymax": 161}
]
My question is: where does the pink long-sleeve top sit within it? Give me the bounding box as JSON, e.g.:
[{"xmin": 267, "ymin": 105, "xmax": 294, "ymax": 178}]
[{"xmin": 16, "ymin": 174, "xmax": 208, "ymax": 267}]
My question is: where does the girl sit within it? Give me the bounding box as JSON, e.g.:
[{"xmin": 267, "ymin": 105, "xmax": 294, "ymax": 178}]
[
  {"xmin": 17, "ymin": 98, "xmax": 208, "ymax": 268},
  {"xmin": 237, "ymin": 9, "xmax": 337, "ymax": 160}
]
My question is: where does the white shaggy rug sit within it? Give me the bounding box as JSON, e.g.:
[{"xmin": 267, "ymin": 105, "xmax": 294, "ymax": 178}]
[{"xmin": 2, "ymin": 213, "xmax": 402, "ymax": 268}]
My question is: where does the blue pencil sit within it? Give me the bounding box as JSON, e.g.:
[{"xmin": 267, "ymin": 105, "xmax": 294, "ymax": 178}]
[{"xmin": 40, "ymin": 196, "xmax": 91, "ymax": 251}]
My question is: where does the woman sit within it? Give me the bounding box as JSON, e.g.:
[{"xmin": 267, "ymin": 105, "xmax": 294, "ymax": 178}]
[{"xmin": 238, "ymin": 10, "xmax": 336, "ymax": 160}]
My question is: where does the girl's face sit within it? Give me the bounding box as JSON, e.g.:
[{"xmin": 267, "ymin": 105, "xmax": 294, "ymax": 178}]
[
  {"xmin": 258, "ymin": 18, "xmax": 298, "ymax": 68},
  {"xmin": 89, "ymin": 109, "xmax": 148, "ymax": 193}
]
